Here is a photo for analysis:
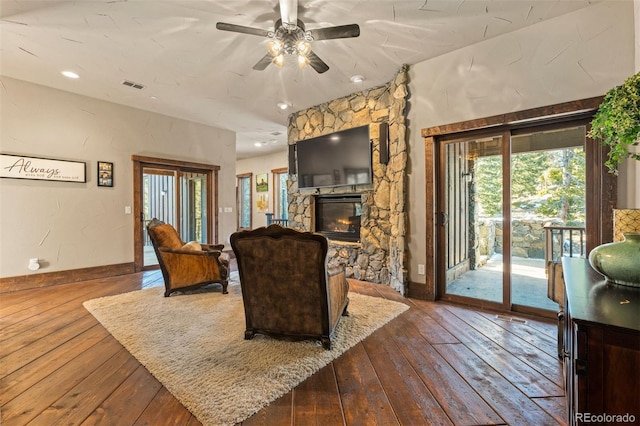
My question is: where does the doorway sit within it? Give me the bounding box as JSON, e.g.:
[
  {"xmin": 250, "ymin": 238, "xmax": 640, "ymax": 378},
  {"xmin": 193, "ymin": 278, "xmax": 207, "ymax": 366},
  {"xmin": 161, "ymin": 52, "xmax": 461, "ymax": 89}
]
[
  {"xmin": 440, "ymin": 126, "xmax": 588, "ymax": 314},
  {"xmin": 426, "ymin": 99, "xmax": 616, "ymax": 318},
  {"xmin": 236, "ymin": 173, "xmax": 252, "ymax": 230},
  {"xmin": 132, "ymin": 156, "xmax": 220, "ymax": 271}
]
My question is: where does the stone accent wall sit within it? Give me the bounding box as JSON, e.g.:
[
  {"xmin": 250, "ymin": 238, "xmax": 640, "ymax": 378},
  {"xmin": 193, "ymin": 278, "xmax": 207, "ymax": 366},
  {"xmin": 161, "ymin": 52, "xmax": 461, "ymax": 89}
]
[
  {"xmin": 286, "ymin": 66, "xmax": 409, "ymax": 294},
  {"xmin": 476, "ymin": 218, "xmax": 564, "ymax": 264}
]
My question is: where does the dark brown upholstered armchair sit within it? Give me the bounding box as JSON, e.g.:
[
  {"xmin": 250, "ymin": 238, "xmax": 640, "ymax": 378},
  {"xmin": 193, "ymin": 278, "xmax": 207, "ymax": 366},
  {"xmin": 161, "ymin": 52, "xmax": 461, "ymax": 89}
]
[
  {"xmin": 147, "ymin": 218, "xmax": 229, "ymax": 297},
  {"xmin": 230, "ymin": 224, "xmax": 350, "ymax": 350}
]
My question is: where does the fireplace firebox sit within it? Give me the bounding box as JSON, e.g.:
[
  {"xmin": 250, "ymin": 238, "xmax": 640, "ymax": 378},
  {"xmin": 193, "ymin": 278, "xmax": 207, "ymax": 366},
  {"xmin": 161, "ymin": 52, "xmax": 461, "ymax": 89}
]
[{"xmin": 315, "ymin": 195, "xmax": 362, "ymax": 242}]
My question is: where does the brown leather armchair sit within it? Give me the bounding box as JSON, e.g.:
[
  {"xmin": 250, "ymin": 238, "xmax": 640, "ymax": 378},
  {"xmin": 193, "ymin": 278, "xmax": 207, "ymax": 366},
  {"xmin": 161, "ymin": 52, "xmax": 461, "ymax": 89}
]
[
  {"xmin": 147, "ymin": 218, "xmax": 229, "ymax": 297},
  {"xmin": 230, "ymin": 224, "xmax": 349, "ymax": 349}
]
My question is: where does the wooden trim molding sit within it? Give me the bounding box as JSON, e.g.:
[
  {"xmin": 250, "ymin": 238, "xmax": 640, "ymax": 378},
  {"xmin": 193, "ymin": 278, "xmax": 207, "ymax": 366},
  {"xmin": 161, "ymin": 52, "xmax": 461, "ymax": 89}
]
[
  {"xmin": 424, "ymin": 136, "xmax": 437, "ymax": 301},
  {"xmin": 422, "ymin": 96, "xmax": 604, "ymax": 138},
  {"xmin": 407, "ymin": 280, "xmax": 434, "ymax": 301},
  {"xmin": 130, "ymin": 155, "xmax": 220, "ymax": 171},
  {"xmin": 0, "ymin": 262, "xmax": 136, "ymax": 293}
]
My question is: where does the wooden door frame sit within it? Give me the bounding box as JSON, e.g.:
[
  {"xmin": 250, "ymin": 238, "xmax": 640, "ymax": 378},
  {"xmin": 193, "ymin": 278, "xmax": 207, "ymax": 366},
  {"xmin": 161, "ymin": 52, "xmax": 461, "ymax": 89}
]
[
  {"xmin": 422, "ymin": 97, "xmax": 616, "ymax": 312},
  {"xmin": 132, "ymin": 155, "xmax": 220, "ymax": 272}
]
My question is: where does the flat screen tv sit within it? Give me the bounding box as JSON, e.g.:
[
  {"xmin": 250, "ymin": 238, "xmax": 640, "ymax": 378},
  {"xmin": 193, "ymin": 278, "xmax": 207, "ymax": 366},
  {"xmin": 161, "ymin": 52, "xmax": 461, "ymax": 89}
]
[{"xmin": 296, "ymin": 125, "xmax": 372, "ymax": 189}]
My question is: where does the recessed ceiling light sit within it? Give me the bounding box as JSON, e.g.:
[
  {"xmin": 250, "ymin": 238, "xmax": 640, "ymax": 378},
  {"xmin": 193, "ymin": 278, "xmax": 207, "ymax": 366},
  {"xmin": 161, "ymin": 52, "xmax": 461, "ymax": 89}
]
[
  {"xmin": 61, "ymin": 71, "xmax": 80, "ymax": 79},
  {"xmin": 277, "ymin": 102, "xmax": 289, "ymax": 110},
  {"xmin": 350, "ymin": 75, "xmax": 365, "ymax": 83}
]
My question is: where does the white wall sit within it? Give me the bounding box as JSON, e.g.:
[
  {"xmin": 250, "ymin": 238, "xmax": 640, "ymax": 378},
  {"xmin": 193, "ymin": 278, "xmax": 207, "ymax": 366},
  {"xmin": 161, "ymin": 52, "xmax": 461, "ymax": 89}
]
[
  {"xmin": 235, "ymin": 150, "xmax": 288, "ymax": 229},
  {"xmin": 0, "ymin": 77, "xmax": 237, "ymax": 278},
  {"xmin": 621, "ymin": 0, "xmax": 640, "ymax": 208},
  {"xmin": 406, "ymin": 1, "xmax": 635, "ymax": 284}
]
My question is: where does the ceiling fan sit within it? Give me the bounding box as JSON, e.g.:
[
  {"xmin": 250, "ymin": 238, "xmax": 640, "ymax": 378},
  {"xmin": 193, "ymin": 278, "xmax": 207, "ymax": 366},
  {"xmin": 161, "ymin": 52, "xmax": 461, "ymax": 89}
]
[{"xmin": 216, "ymin": 0, "xmax": 359, "ymax": 74}]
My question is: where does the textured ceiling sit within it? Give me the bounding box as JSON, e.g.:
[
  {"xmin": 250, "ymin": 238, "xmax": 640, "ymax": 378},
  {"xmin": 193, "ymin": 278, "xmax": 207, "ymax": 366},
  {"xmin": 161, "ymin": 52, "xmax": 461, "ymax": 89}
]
[{"xmin": 0, "ymin": 0, "xmax": 598, "ymax": 158}]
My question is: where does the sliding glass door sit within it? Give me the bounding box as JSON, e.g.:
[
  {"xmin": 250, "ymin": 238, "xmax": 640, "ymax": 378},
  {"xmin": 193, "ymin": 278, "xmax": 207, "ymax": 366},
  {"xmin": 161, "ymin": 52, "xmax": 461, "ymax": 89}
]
[
  {"xmin": 440, "ymin": 124, "xmax": 587, "ymax": 315},
  {"xmin": 509, "ymin": 127, "xmax": 586, "ymax": 311},
  {"xmin": 142, "ymin": 167, "xmax": 178, "ymax": 267},
  {"xmin": 132, "ymin": 156, "xmax": 219, "ymax": 271},
  {"xmin": 442, "ymin": 135, "xmax": 507, "ymax": 309}
]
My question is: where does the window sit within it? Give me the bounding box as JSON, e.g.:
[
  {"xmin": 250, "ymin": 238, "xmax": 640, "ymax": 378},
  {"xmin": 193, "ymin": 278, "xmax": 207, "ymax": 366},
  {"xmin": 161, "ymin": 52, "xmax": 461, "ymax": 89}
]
[
  {"xmin": 272, "ymin": 168, "xmax": 288, "ymax": 220},
  {"xmin": 237, "ymin": 173, "xmax": 252, "ymax": 230}
]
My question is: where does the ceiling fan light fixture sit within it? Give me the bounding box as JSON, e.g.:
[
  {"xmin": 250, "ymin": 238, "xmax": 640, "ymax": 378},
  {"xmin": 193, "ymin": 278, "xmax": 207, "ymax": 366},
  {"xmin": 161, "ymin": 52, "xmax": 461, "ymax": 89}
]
[
  {"xmin": 217, "ymin": 7, "xmax": 359, "ymax": 74},
  {"xmin": 273, "ymin": 54, "xmax": 285, "ymax": 68},
  {"xmin": 297, "ymin": 54, "xmax": 310, "ymax": 67},
  {"xmin": 267, "ymin": 40, "xmax": 283, "ymax": 56},
  {"xmin": 296, "ymin": 40, "xmax": 310, "ymax": 55}
]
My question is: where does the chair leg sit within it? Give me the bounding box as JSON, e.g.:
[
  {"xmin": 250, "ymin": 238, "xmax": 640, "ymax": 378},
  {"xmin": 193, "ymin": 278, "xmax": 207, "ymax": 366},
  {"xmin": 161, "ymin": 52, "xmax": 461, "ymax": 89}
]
[
  {"xmin": 342, "ymin": 299, "xmax": 350, "ymax": 316},
  {"xmin": 221, "ymin": 280, "xmax": 229, "ymax": 294},
  {"xmin": 321, "ymin": 337, "xmax": 331, "ymax": 350}
]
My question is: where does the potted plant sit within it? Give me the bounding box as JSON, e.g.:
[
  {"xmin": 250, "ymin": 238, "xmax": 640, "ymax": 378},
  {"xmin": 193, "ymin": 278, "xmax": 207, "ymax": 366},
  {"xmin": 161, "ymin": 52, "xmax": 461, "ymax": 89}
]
[{"xmin": 588, "ymin": 72, "xmax": 640, "ymax": 175}]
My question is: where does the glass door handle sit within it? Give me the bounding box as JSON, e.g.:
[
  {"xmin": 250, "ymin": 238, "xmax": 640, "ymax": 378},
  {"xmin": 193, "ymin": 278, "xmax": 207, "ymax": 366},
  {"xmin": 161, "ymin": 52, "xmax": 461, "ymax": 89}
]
[{"xmin": 440, "ymin": 212, "xmax": 449, "ymax": 226}]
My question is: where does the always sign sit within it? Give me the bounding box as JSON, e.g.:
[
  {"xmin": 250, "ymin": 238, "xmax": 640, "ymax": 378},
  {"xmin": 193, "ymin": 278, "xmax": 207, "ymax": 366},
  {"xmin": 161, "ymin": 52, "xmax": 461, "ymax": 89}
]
[{"xmin": 1, "ymin": 154, "xmax": 86, "ymax": 183}]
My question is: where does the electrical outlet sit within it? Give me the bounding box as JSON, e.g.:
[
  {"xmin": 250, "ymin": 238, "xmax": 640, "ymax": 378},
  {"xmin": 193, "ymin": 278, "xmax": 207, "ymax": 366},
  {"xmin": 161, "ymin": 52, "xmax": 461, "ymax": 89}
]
[{"xmin": 418, "ymin": 264, "xmax": 425, "ymax": 275}]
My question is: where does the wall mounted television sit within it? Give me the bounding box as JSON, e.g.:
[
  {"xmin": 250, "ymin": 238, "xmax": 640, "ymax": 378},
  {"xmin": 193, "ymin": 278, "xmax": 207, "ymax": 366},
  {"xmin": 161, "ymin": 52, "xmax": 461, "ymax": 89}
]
[{"xmin": 296, "ymin": 125, "xmax": 372, "ymax": 189}]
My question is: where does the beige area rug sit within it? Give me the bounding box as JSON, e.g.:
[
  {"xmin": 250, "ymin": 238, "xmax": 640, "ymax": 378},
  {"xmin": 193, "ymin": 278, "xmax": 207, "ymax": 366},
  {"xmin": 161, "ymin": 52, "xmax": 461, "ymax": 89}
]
[{"xmin": 83, "ymin": 274, "xmax": 408, "ymax": 426}]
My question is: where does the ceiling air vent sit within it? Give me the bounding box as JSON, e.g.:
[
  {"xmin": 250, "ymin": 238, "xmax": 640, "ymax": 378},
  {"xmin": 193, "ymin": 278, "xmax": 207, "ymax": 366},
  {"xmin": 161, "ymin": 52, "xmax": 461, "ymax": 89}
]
[{"xmin": 121, "ymin": 80, "xmax": 145, "ymax": 90}]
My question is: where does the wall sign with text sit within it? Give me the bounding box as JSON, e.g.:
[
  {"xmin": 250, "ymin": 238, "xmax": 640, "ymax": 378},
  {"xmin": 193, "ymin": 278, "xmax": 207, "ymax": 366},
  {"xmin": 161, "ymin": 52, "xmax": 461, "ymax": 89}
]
[{"xmin": 0, "ymin": 154, "xmax": 86, "ymax": 183}]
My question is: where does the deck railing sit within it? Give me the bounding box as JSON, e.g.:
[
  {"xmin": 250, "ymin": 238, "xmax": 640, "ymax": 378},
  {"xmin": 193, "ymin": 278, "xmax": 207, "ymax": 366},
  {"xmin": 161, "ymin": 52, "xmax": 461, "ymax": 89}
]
[
  {"xmin": 543, "ymin": 224, "xmax": 586, "ymax": 359},
  {"xmin": 544, "ymin": 224, "xmax": 587, "ymax": 266},
  {"xmin": 265, "ymin": 213, "xmax": 288, "ymax": 227}
]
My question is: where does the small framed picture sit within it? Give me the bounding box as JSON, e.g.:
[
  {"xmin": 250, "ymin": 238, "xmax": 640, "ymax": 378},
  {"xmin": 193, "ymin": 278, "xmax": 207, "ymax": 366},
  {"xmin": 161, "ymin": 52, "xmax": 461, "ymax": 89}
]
[
  {"xmin": 97, "ymin": 161, "xmax": 114, "ymax": 187},
  {"xmin": 256, "ymin": 173, "xmax": 268, "ymax": 192}
]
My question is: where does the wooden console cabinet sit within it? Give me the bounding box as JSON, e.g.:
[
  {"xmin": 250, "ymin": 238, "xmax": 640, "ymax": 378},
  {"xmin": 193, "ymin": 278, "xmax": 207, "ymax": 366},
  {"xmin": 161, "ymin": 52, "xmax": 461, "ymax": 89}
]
[{"xmin": 562, "ymin": 258, "xmax": 640, "ymax": 425}]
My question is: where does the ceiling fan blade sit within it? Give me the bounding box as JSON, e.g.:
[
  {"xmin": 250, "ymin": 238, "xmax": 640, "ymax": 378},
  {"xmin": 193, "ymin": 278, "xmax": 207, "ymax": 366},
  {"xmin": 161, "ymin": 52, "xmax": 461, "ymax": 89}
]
[
  {"xmin": 309, "ymin": 24, "xmax": 360, "ymax": 41},
  {"xmin": 252, "ymin": 53, "xmax": 273, "ymax": 71},
  {"xmin": 307, "ymin": 51, "xmax": 329, "ymax": 74},
  {"xmin": 216, "ymin": 22, "xmax": 269, "ymax": 37},
  {"xmin": 279, "ymin": 0, "xmax": 298, "ymax": 26}
]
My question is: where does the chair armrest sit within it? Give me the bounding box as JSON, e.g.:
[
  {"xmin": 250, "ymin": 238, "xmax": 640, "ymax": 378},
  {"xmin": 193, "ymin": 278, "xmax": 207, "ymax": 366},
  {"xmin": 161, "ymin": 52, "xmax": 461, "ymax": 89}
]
[
  {"xmin": 327, "ymin": 266, "xmax": 344, "ymax": 278},
  {"xmin": 202, "ymin": 244, "xmax": 225, "ymax": 252},
  {"xmin": 327, "ymin": 266, "xmax": 349, "ymax": 328},
  {"xmin": 158, "ymin": 247, "xmax": 221, "ymax": 258}
]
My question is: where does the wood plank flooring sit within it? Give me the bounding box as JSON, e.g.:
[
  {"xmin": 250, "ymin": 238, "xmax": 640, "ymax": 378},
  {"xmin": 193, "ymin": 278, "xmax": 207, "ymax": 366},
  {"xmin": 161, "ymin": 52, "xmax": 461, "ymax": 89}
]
[{"xmin": 0, "ymin": 269, "xmax": 566, "ymax": 425}]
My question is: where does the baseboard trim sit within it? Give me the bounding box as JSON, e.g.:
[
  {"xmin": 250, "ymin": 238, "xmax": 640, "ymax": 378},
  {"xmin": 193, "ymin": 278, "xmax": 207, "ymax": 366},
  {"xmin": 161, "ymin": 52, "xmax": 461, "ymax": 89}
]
[
  {"xmin": 0, "ymin": 262, "xmax": 136, "ymax": 293},
  {"xmin": 407, "ymin": 280, "xmax": 435, "ymax": 301}
]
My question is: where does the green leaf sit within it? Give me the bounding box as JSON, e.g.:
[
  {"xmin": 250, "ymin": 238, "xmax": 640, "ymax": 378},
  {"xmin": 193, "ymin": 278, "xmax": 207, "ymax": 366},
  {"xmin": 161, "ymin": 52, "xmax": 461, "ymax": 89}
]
[{"xmin": 588, "ymin": 72, "xmax": 640, "ymax": 174}]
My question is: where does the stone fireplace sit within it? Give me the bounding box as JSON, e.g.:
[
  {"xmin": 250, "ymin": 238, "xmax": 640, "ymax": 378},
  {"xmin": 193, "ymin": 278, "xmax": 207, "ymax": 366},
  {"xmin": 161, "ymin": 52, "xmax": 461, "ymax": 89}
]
[
  {"xmin": 315, "ymin": 195, "xmax": 362, "ymax": 242},
  {"xmin": 286, "ymin": 66, "xmax": 409, "ymax": 294}
]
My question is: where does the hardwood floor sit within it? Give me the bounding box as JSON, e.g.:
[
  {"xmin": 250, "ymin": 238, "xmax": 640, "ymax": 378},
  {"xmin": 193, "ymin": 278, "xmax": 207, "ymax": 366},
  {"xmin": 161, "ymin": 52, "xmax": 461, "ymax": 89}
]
[{"xmin": 0, "ymin": 269, "xmax": 566, "ymax": 425}]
